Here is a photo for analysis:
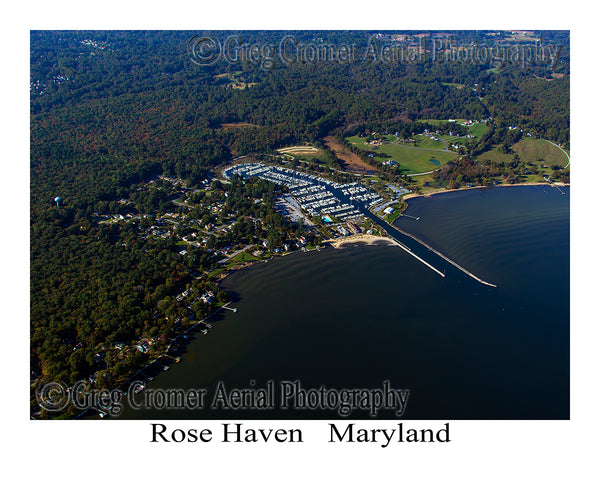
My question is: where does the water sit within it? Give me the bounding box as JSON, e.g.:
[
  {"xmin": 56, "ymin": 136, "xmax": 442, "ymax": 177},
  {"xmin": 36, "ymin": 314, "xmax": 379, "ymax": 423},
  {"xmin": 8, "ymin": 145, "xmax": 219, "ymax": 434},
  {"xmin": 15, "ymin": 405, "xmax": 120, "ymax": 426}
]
[{"xmin": 120, "ymin": 185, "xmax": 569, "ymax": 420}]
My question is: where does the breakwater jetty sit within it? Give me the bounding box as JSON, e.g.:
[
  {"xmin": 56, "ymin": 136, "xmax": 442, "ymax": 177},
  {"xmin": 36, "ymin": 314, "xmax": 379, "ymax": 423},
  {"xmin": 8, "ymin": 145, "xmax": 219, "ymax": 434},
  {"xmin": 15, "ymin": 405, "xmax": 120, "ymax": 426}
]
[{"xmin": 364, "ymin": 209, "xmax": 498, "ymax": 288}]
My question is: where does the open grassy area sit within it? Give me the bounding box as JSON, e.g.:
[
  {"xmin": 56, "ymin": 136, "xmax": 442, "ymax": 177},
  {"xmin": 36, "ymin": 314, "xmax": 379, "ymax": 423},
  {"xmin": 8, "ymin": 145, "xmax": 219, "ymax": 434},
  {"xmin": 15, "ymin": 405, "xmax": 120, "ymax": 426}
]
[
  {"xmin": 346, "ymin": 135, "xmax": 375, "ymax": 150},
  {"xmin": 411, "ymin": 135, "xmax": 447, "ymax": 149},
  {"xmin": 408, "ymin": 174, "xmax": 446, "ymax": 194},
  {"xmin": 416, "ymin": 119, "xmax": 489, "ymax": 141},
  {"xmin": 512, "ymin": 138, "xmax": 569, "ymax": 167},
  {"xmin": 382, "ymin": 202, "xmax": 407, "ymax": 223},
  {"xmin": 468, "ymin": 123, "xmax": 490, "ymax": 140},
  {"xmin": 345, "ymin": 135, "xmax": 456, "ymax": 174},
  {"xmin": 476, "ymin": 148, "xmax": 515, "ymax": 164},
  {"xmin": 206, "ymin": 251, "xmax": 259, "ymax": 280},
  {"xmin": 376, "ymin": 143, "xmax": 457, "ymax": 174},
  {"xmin": 229, "ymin": 251, "xmax": 259, "ymax": 265},
  {"xmin": 207, "ymin": 267, "xmax": 227, "ymax": 281},
  {"xmin": 477, "ymin": 138, "xmax": 569, "ymax": 168}
]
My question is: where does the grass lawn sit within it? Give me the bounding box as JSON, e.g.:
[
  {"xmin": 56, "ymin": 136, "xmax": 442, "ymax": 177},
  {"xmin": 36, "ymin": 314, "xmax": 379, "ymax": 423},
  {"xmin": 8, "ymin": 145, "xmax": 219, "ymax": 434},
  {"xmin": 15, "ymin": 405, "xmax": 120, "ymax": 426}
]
[
  {"xmin": 468, "ymin": 123, "xmax": 490, "ymax": 140},
  {"xmin": 409, "ymin": 174, "xmax": 447, "ymax": 194},
  {"xmin": 214, "ymin": 71, "xmax": 258, "ymax": 90},
  {"xmin": 383, "ymin": 202, "xmax": 407, "ymax": 223},
  {"xmin": 229, "ymin": 251, "xmax": 258, "ymax": 265},
  {"xmin": 476, "ymin": 148, "xmax": 515, "ymax": 164},
  {"xmin": 345, "ymin": 135, "xmax": 457, "ymax": 174},
  {"xmin": 346, "ymin": 135, "xmax": 373, "ymax": 150},
  {"xmin": 477, "ymin": 138, "xmax": 569, "ymax": 168},
  {"xmin": 416, "ymin": 119, "xmax": 489, "ymax": 141},
  {"xmin": 412, "ymin": 134, "xmax": 447, "ymax": 149},
  {"xmin": 376, "ymin": 143, "xmax": 457, "ymax": 174},
  {"xmin": 207, "ymin": 267, "xmax": 227, "ymax": 281},
  {"xmin": 512, "ymin": 138, "xmax": 569, "ymax": 167}
]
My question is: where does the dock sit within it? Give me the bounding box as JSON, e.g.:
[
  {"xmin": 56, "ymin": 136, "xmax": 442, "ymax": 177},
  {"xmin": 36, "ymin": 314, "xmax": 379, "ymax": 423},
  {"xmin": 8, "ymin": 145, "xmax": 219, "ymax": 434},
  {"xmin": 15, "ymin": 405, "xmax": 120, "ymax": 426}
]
[{"xmin": 544, "ymin": 178, "xmax": 567, "ymax": 195}]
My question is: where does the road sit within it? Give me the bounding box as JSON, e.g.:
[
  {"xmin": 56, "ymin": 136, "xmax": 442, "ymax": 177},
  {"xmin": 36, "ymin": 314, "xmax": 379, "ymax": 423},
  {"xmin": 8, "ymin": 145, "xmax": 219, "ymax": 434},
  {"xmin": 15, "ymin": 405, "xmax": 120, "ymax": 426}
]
[{"xmin": 545, "ymin": 140, "xmax": 570, "ymax": 169}]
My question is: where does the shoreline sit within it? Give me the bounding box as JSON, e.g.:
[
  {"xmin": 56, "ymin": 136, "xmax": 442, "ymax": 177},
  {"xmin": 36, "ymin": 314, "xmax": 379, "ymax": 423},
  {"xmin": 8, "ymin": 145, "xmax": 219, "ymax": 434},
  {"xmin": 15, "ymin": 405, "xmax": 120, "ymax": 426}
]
[
  {"xmin": 401, "ymin": 181, "xmax": 570, "ymax": 201},
  {"xmin": 93, "ymin": 183, "xmax": 566, "ymax": 417},
  {"xmin": 323, "ymin": 234, "xmax": 397, "ymax": 248},
  {"xmin": 90, "ymin": 183, "xmax": 562, "ymax": 418},
  {"xmin": 216, "ymin": 234, "xmax": 396, "ymax": 284}
]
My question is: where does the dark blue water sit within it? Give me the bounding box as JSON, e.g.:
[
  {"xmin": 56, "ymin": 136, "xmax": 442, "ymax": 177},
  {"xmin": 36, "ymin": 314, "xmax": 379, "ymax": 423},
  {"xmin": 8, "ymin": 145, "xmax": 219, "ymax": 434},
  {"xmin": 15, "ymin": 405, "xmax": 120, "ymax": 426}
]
[{"xmin": 120, "ymin": 185, "xmax": 569, "ymax": 420}]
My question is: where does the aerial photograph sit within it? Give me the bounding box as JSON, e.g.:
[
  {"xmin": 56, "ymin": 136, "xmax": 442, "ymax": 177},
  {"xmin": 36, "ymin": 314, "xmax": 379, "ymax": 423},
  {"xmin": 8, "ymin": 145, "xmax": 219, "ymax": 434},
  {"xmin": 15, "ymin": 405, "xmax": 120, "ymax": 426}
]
[{"xmin": 30, "ymin": 30, "xmax": 570, "ymax": 420}]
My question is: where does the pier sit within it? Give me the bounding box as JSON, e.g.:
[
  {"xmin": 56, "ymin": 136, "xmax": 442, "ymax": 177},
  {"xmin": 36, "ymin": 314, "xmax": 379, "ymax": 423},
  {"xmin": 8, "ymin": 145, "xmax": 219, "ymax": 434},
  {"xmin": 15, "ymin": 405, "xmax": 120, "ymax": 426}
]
[
  {"xmin": 544, "ymin": 178, "xmax": 567, "ymax": 195},
  {"xmin": 223, "ymin": 305, "xmax": 238, "ymax": 313}
]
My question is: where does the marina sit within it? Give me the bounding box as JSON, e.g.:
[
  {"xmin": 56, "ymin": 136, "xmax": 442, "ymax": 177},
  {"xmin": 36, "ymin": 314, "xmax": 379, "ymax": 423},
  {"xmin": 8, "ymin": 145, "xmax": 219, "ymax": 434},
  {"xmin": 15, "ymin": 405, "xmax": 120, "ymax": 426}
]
[
  {"xmin": 223, "ymin": 163, "xmax": 382, "ymax": 222},
  {"xmin": 224, "ymin": 162, "xmax": 498, "ymax": 288}
]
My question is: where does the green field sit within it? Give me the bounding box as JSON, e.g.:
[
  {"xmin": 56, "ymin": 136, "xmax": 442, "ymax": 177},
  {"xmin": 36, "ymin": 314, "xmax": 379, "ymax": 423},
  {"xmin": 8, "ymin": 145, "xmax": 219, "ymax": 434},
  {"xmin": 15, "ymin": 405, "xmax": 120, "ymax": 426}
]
[
  {"xmin": 228, "ymin": 251, "xmax": 259, "ymax": 265},
  {"xmin": 346, "ymin": 135, "xmax": 457, "ymax": 174},
  {"xmin": 512, "ymin": 138, "xmax": 569, "ymax": 167},
  {"xmin": 346, "ymin": 135, "xmax": 376, "ymax": 150},
  {"xmin": 467, "ymin": 122, "xmax": 490, "ymax": 140},
  {"xmin": 348, "ymin": 134, "xmax": 446, "ymax": 150},
  {"xmin": 411, "ymin": 135, "xmax": 447, "ymax": 149},
  {"xmin": 375, "ymin": 143, "xmax": 457, "ymax": 174},
  {"xmin": 477, "ymin": 138, "xmax": 569, "ymax": 167},
  {"xmin": 416, "ymin": 119, "xmax": 489, "ymax": 141},
  {"xmin": 476, "ymin": 148, "xmax": 515, "ymax": 164}
]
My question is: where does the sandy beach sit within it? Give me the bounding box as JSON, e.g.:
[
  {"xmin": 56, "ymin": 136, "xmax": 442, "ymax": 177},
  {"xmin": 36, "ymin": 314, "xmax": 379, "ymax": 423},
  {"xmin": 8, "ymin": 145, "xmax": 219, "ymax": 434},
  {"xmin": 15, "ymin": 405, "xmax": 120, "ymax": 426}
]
[
  {"xmin": 402, "ymin": 181, "xmax": 570, "ymax": 201},
  {"xmin": 324, "ymin": 234, "xmax": 397, "ymax": 248}
]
